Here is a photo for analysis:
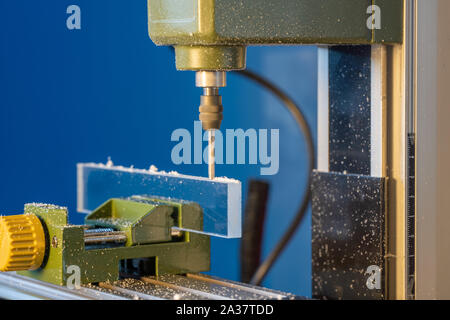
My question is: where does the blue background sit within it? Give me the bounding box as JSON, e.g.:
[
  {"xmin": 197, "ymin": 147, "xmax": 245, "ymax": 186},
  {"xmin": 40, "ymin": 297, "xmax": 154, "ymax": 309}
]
[{"xmin": 0, "ymin": 1, "xmax": 317, "ymax": 297}]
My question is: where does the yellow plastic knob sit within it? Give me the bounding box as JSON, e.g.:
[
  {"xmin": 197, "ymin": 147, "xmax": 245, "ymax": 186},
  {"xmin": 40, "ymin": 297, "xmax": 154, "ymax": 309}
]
[{"xmin": 0, "ymin": 214, "xmax": 46, "ymax": 272}]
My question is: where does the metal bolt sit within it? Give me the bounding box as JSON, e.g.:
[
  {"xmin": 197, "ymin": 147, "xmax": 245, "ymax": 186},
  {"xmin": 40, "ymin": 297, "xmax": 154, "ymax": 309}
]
[
  {"xmin": 171, "ymin": 229, "xmax": 183, "ymax": 238},
  {"xmin": 51, "ymin": 236, "xmax": 58, "ymax": 248}
]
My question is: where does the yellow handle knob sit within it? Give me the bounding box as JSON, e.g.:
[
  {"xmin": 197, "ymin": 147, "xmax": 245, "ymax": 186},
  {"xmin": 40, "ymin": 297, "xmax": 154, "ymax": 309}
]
[{"xmin": 0, "ymin": 214, "xmax": 46, "ymax": 272}]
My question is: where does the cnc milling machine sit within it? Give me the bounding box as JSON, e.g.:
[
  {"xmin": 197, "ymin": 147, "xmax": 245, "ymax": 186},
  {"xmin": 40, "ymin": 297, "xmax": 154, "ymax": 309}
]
[{"xmin": 1, "ymin": 0, "xmax": 450, "ymax": 301}]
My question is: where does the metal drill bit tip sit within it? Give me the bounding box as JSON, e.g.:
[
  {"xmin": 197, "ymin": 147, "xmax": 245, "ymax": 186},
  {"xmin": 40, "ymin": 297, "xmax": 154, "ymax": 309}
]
[{"xmin": 208, "ymin": 130, "xmax": 215, "ymax": 180}]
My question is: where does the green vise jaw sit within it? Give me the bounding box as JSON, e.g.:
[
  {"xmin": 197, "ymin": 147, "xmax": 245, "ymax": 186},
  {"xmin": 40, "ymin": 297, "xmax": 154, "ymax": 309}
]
[
  {"xmin": 148, "ymin": 0, "xmax": 404, "ymax": 70},
  {"xmin": 19, "ymin": 197, "xmax": 210, "ymax": 286},
  {"xmin": 85, "ymin": 198, "xmax": 178, "ymax": 246}
]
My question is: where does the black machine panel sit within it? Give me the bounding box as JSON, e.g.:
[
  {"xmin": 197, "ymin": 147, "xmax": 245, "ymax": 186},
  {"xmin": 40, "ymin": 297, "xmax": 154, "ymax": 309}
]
[{"xmin": 311, "ymin": 171, "xmax": 386, "ymax": 300}]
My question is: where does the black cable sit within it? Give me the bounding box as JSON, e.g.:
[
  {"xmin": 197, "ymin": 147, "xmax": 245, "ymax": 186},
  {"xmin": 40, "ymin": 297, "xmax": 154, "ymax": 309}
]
[
  {"xmin": 240, "ymin": 180, "xmax": 270, "ymax": 283},
  {"xmin": 235, "ymin": 69, "xmax": 316, "ymax": 286}
]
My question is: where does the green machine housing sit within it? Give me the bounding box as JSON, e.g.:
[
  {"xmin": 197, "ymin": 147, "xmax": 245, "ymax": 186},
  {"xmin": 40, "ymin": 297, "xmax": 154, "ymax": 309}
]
[
  {"xmin": 19, "ymin": 197, "xmax": 210, "ymax": 286},
  {"xmin": 148, "ymin": 0, "xmax": 404, "ymax": 70}
]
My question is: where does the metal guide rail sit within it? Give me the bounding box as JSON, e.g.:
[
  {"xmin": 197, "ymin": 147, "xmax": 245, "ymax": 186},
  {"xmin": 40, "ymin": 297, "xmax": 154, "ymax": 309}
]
[{"xmin": 0, "ymin": 272, "xmax": 299, "ymax": 300}]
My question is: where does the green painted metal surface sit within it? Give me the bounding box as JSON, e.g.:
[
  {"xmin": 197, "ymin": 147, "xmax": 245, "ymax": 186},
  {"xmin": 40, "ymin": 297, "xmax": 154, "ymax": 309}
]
[
  {"xmin": 19, "ymin": 204, "xmax": 68, "ymax": 285},
  {"xmin": 85, "ymin": 198, "xmax": 175, "ymax": 246},
  {"xmin": 148, "ymin": 0, "xmax": 403, "ymax": 70},
  {"xmin": 373, "ymin": 0, "xmax": 404, "ymax": 43},
  {"xmin": 18, "ymin": 198, "xmax": 210, "ymax": 286}
]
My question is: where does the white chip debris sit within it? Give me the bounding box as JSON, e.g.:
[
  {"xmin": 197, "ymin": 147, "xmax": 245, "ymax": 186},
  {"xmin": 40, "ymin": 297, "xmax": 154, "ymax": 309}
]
[
  {"xmin": 106, "ymin": 157, "xmax": 114, "ymax": 168},
  {"xmin": 214, "ymin": 176, "xmax": 240, "ymax": 183},
  {"xmin": 81, "ymin": 158, "xmax": 240, "ymax": 184}
]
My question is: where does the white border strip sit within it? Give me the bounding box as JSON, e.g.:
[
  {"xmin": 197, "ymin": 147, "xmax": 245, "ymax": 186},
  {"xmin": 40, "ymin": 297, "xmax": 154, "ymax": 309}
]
[
  {"xmin": 370, "ymin": 45, "xmax": 387, "ymax": 178},
  {"xmin": 317, "ymin": 46, "xmax": 329, "ymax": 172},
  {"xmin": 227, "ymin": 183, "xmax": 242, "ymax": 238}
]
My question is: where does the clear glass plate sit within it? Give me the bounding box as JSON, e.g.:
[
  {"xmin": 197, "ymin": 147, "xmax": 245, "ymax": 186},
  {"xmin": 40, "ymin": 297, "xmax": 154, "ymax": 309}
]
[{"xmin": 77, "ymin": 163, "xmax": 242, "ymax": 238}]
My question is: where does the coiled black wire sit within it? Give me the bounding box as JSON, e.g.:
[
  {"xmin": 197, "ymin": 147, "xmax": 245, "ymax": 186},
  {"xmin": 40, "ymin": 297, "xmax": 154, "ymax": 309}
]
[{"xmin": 236, "ymin": 69, "xmax": 316, "ymax": 286}]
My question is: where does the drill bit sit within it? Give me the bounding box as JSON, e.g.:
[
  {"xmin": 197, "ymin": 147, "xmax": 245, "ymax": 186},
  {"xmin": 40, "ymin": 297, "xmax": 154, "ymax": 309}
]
[
  {"xmin": 196, "ymin": 71, "xmax": 226, "ymax": 180},
  {"xmin": 208, "ymin": 129, "xmax": 215, "ymax": 180}
]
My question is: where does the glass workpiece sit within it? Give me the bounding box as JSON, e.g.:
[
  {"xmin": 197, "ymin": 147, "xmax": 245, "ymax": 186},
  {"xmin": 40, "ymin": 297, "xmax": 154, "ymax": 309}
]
[{"xmin": 77, "ymin": 163, "xmax": 242, "ymax": 238}]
